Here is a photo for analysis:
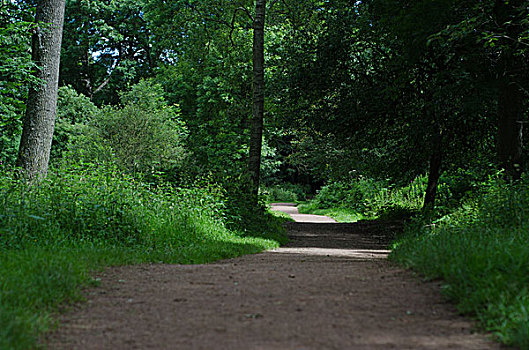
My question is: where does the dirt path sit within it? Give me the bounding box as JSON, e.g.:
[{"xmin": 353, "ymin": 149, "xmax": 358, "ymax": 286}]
[{"xmin": 47, "ymin": 204, "xmax": 506, "ymax": 349}]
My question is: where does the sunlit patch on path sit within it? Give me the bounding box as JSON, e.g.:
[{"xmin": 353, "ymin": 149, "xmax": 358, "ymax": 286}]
[
  {"xmin": 270, "ymin": 202, "xmax": 337, "ymax": 223},
  {"xmin": 270, "ymin": 247, "xmax": 390, "ymax": 259}
]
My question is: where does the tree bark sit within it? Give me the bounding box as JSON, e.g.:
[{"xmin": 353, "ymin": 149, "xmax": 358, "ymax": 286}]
[
  {"xmin": 497, "ymin": 80, "xmax": 524, "ymax": 179},
  {"xmin": 16, "ymin": 0, "xmax": 66, "ymax": 181},
  {"xmin": 248, "ymin": 0, "xmax": 266, "ymax": 202},
  {"xmin": 494, "ymin": 0, "xmax": 525, "ymax": 179},
  {"xmin": 423, "ymin": 128, "xmax": 443, "ymax": 209}
]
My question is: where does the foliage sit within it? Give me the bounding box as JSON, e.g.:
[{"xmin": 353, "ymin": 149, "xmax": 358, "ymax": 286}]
[
  {"xmin": 60, "ymin": 0, "xmax": 157, "ymax": 104},
  {"xmin": 150, "ymin": 35, "xmax": 253, "ymax": 180},
  {"xmin": 300, "ymin": 176, "xmax": 426, "ymax": 220},
  {"xmin": 0, "ymin": 1, "xmax": 38, "ymax": 166},
  {"xmin": 2, "ymin": 0, "xmax": 529, "ymax": 347},
  {"xmin": 298, "ymin": 205, "xmax": 364, "ymax": 223},
  {"xmin": 391, "ymin": 175, "xmax": 529, "ymax": 348},
  {"xmin": 260, "ymin": 183, "xmax": 309, "ymax": 203},
  {"xmin": 267, "ymin": 207, "xmax": 294, "ymax": 222},
  {"xmin": 51, "ymin": 86, "xmax": 100, "ymax": 160},
  {"xmin": 68, "ymin": 80, "xmax": 188, "ymax": 178},
  {"xmin": 56, "ymin": 85, "xmax": 99, "ymax": 125},
  {"xmin": 0, "ymin": 159, "xmax": 285, "ymax": 349}
]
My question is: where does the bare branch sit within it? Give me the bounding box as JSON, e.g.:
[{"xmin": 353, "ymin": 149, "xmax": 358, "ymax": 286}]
[
  {"xmin": 93, "ymin": 59, "xmax": 121, "ymax": 96},
  {"xmin": 491, "ymin": 34, "xmax": 529, "ymax": 48}
]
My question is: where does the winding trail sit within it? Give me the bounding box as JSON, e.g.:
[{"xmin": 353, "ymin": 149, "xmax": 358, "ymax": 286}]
[{"xmin": 47, "ymin": 204, "xmax": 506, "ymax": 349}]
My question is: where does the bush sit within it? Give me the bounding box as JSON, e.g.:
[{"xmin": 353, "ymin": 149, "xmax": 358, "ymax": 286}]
[
  {"xmin": 303, "ymin": 176, "xmax": 425, "ymax": 219},
  {"xmin": 391, "ymin": 175, "xmax": 529, "ymax": 348},
  {"xmin": 51, "ymin": 86, "xmax": 99, "ymax": 160},
  {"xmin": 0, "ymin": 161, "xmax": 227, "ymax": 250},
  {"xmin": 260, "ymin": 183, "xmax": 310, "ymax": 202},
  {"xmin": 0, "ymin": 160, "xmax": 285, "ymax": 349},
  {"xmin": 66, "ymin": 80, "xmax": 188, "ymax": 178}
]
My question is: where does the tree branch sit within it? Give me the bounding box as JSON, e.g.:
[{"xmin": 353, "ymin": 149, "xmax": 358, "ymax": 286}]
[
  {"xmin": 92, "ymin": 59, "xmax": 121, "ymax": 96},
  {"xmin": 229, "ymin": 7, "xmax": 254, "ymax": 47}
]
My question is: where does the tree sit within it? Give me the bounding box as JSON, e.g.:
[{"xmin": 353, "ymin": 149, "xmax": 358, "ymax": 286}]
[
  {"xmin": 493, "ymin": 0, "xmax": 527, "ymax": 179},
  {"xmin": 60, "ymin": 0, "xmax": 157, "ymax": 105},
  {"xmin": 277, "ymin": 0, "xmax": 502, "ymax": 207},
  {"xmin": 145, "ymin": 0, "xmax": 271, "ymax": 201},
  {"xmin": 248, "ymin": 0, "xmax": 266, "ymax": 201},
  {"xmin": 0, "ymin": 1, "xmax": 37, "ymax": 165},
  {"xmin": 16, "ymin": 0, "xmax": 67, "ymax": 181}
]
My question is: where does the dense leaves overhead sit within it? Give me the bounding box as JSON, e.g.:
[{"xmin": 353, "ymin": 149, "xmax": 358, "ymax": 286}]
[
  {"xmin": 60, "ymin": 0, "xmax": 157, "ymax": 104},
  {"xmin": 2, "ymin": 0, "xmax": 528, "ymax": 192}
]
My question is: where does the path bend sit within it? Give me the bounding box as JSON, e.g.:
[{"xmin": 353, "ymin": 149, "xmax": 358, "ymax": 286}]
[{"xmin": 47, "ymin": 204, "xmax": 505, "ymax": 349}]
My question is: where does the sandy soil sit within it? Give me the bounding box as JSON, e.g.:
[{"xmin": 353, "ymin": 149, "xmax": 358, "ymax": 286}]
[{"xmin": 46, "ymin": 204, "xmax": 507, "ymax": 349}]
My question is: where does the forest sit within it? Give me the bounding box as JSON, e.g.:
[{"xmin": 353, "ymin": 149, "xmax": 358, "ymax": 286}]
[{"xmin": 1, "ymin": 0, "xmax": 528, "ymax": 348}]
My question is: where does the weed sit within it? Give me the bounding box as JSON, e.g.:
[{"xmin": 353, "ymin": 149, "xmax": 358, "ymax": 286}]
[
  {"xmin": 391, "ymin": 175, "xmax": 529, "ymax": 348},
  {"xmin": 300, "ymin": 176, "xmax": 425, "ymax": 220},
  {"xmin": 0, "ymin": 161, "xmax": 285, "ymax": 349}
]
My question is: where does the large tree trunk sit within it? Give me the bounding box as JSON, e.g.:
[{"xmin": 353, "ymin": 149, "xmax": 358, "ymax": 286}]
[
  {"xmin": 16, "ymin": 0, "xmax": 66, "ymax": 181},
  {"xmin": 248, "ymin": 0, "xmax": 266, "ymax": 203}
]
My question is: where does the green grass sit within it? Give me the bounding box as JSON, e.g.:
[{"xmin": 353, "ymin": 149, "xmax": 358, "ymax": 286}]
[
  {"xmin": 299, "ymin": 176, "xmax": 425, "ymax": 221},
  {"xmin": 391, "ymin": 176, "xmax": 529, "ymax": 348},
  {"xmin": 0, "ymin": 162, "xmax": 285, "ymax": 349},
  {"xmin": 297, "ymin": 203, "xmax": 364, "ymax": 222},
  {"xmin": 267, "ymin": 208, "xmax": 295, "ymax": 222},
  {"xmin": 260, "ymin": 183, "xmax": 310, "ymax": 203},
  {"xmin": 300, "ymin": 172, "xmax": 529, "ymax": 347}
]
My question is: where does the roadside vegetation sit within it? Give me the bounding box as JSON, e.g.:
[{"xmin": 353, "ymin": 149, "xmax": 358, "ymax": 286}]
[
  {"xmin": 0, "ymin": 160, "xmax": 285, "ymax": 350},
  {"xmin": 391, "ymin": 175, "xmax": 529, "ymax": 348},
  {"xmin": 297, "ymin": 176, "xmax": 426, "ymax": 222},
  {"xmin": 0, "ymin": 81, "xmax": 286, "ymax": 350}
]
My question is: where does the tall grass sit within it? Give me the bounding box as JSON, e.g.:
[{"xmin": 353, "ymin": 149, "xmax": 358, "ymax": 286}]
[
  {"xmin": 0, "ymin": 161, "xmax": 284, "ymax": 349},
  {"xmin": 391, "ymin": 175, "xmax": 529, "ymax": 348}
]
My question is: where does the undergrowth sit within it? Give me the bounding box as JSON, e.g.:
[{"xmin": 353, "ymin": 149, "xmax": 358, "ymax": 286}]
[
  {"xmin": 260, "ymin": 183, "xmax": 309, "ymax": 203},
  {"xmin": 299, "ymin": 176, "xmax": 426, "ymax": 221},
  {"xmin": 0, "ymin": 161, "xmax": 285, "ymax": 350},
  {"xmin": 391, "ymin": 174, "xmax": 529, "ymax": 348}
]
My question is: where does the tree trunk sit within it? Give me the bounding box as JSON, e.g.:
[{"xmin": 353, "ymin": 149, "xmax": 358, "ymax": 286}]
[
  {"xmin": 423, "ymin": 128, "xmax": 443, "ymax": 209},
  {"xmin": 497, "ymin": 80, "xmax": 524, "ymax": 179},
  {"xmin": 494, "ymin": 0, "xmax": 525, "ymax": 179},
  {"xmin": 16, "ymin": 0, "xmax": 66, "ymax": 181},
  {"xmin": 248, "ymin": 0, "xmax": 266, "ymax": 203}
]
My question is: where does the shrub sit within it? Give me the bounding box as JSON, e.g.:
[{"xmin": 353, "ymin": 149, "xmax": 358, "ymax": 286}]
[
  {"xmin": 0, "ymin": 160, "xmax": 232, "ymax": 250},
  {"xmin": 303, "ymin": 176, "xmax": 425, "ymax": 219},
  {"xmin": 67, "ymin": 80, "xmax": 188, "ymax": 178},
  {"xmin": 0, "ymin": 160, "xmax": 284, "ymax": 349},
  {"xmin": 51, "ymin": 86, "xmax": 99, "ymax": 160},
  {"xmin": 260, "ymin": 183, "xmax": 310, "ymax": 202}
]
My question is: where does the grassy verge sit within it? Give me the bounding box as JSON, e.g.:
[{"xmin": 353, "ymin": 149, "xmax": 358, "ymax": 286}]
[
  {"xmin": 0, "ymin": 163, "xmax": 285, "ymax": 349},
  {"xmin": 391, "ymin": 176, "xmax": 529, "ymax": 348},
  {"xmin": 267, "ymin": 208, "xmax": 295, "ymax": 222},
  {"xmin": 300, "ymin": 173, "xmax": 529, "ymax": 347},
  {"xmin": 297, "ymin": 203, "xmax": 364, "ymax": 222},
  {"xmin": 298, "ymin": 177, "xmax": 424, "ymax": 221}
]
